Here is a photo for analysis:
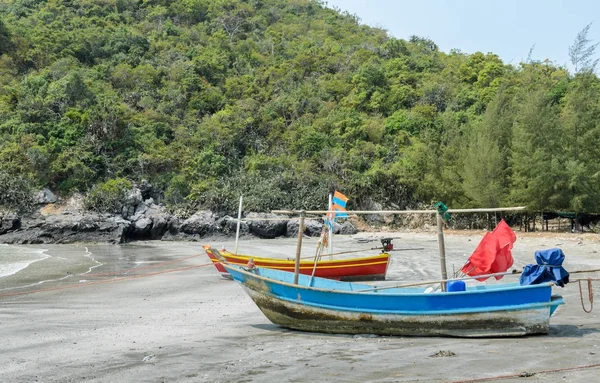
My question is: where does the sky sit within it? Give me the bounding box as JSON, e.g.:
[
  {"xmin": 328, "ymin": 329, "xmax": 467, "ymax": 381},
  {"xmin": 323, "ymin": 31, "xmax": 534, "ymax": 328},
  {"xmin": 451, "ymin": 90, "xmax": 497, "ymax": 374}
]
[{"xmin": 324, "ymin": 0, "xmax": 600, "ymax": 70}]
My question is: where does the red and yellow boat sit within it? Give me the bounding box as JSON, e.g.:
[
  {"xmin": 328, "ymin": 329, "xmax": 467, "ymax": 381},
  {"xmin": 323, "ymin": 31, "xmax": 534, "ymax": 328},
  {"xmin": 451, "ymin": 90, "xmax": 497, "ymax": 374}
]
[{"xmin": 203, "ymin": 245, "xmax": 390, "ymax": 281}]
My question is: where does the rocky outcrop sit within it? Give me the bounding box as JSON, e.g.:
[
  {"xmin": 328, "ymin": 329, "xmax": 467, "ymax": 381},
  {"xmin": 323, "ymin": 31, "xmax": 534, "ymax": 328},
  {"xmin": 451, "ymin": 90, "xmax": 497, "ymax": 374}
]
[
  {"xmin": 180, "ymin": 210, "xmax": 220, "ymax": 235},
  {"xmin": 286, "ymin": 218, "xmax": 323, "ymax": 237},
  {"xmin": 338, "ymin": 221, "xmax": 358, "ymax": 235},
  {"xmin": 0, "ymin": 211, "xmax": 131, "ymax": 244},
  {"xmin": 36, "ymin": 188, "xmax": 58, "ymax": 204},
  {"xmin": 128, "ymin": 200, "xmax": 171, "ymax": 240},
  {"xmin": 246, "ymin": 213, "xmax": 288, "ymax": 239},
  {"xmin": 217, "ymin": 215, "xmax": 249, "ymax": 237},
  {"xmin": 0, "ymin": 213, "xmax": 21, "ymax": 235},
  {"xmin": 0, "ymin": 186, "xmax": 359, "ymax": 244}
]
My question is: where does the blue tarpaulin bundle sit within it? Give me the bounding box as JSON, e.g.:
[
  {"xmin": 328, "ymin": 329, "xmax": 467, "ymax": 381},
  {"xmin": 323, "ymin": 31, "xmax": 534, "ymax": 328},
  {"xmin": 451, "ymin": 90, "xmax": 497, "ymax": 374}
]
[{"xmin": 520, "ymin": 248, "xmax": 570, "ymax": 287}]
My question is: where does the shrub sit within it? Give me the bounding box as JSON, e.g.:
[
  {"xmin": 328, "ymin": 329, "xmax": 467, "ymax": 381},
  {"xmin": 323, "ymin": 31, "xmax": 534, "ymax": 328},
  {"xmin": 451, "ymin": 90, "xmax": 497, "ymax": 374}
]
[
  {"xmin": 84, "ymin": 178, "xmax": 133, "ymax": 214},
  {"xmin": 0, "ymin": 171, "xmax": 35, "ymax": 213}
]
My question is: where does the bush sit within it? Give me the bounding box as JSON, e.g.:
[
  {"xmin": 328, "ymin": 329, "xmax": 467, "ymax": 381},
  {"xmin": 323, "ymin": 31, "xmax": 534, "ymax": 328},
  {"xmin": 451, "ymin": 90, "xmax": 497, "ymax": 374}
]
[
  {"xmin": 0, "ymin": 171, "xmax": 35, "ymax": 213},
  {"xmin": 84, "ymin": 178, "xmax": 133, "ymax": 214}
]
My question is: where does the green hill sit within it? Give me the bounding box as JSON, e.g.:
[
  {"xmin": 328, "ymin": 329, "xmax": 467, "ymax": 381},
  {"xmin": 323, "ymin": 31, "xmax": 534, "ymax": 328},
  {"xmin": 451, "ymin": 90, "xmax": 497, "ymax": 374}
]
[{"xmin": 1, "ymin": 0, "xmax": 599, "ymax": 214}]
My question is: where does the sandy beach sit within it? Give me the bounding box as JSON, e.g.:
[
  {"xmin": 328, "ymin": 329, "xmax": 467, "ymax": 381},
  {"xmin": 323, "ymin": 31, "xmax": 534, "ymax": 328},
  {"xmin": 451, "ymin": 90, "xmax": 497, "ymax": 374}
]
[{"xmin": 1, "ymin": 231, "xmax": 600, "ymax": 383}]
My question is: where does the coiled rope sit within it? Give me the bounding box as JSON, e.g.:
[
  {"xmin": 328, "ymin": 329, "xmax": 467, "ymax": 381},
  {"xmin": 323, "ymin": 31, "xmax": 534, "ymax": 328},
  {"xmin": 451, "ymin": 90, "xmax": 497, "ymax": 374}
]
[{"xmin": 574, "ymin": 278, "xmax": 599, "ymax": 313}]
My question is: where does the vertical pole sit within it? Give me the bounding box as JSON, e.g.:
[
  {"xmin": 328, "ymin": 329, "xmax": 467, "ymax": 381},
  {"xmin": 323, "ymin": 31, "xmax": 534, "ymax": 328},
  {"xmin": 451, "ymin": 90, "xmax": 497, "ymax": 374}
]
[
  {"xmin": 234, "ymin": 195, "xmax": 243, "ymax": 255},
  {"xmin": 437, "ymin": 212, "xmax": 448, "ymax": 292},
  {"xmin": 294, "ymin": 211, "xmax": 306, "ymax": 285},
  {"xmin": 328, "ymin": 192, "xmax": 333, "ymax": 256}
]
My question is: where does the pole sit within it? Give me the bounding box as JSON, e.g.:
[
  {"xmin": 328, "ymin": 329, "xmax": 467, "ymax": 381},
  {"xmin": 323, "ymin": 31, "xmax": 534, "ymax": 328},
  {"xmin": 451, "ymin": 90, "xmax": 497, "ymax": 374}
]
[
  {"xmin": 294, "ymin": 211, "xmax": 306, "ymax": 285},
  {"xmin": 328, "ymin": 192, "xmax": 333, "ymax": 256},
  {"xmin": 272, "ymin": 206, "xmax": 527, "ymax": 215},
  {"xmin": 437, "ymin": 212, "xmax": 448, "ymax": 292},
  {"xmin": 234, "ymin": 195, "xmax": 243, "ymax": 255}
]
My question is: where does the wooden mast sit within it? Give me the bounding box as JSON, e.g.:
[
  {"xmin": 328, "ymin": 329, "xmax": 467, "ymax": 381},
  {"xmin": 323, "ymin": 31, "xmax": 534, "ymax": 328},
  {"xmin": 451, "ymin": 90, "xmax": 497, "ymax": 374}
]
[
  {"xmin": 293, "ymin": 211, "xmax": 306, "ymax": 285},
  {"xmin": 436, "ymin": 212, "xmax": 448, "ymax": 291},
  {"xmin": 234, "ymin": 195, "xmax": 243, "ymax": 255}
]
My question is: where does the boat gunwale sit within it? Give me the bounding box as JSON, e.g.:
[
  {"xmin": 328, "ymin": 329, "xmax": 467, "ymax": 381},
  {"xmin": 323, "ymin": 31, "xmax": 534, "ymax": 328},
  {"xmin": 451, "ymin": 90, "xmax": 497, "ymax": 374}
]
[
  {"xmin": 222, "ymin": 263, "xmax": 556, "ymax": 297},
  {"xmin": 210, "ymin": 248, "xmax": 391, "ymax": 266},
  {"xmin": 210, "ymin": 258, "xmax": 390, "ymax": 270}
]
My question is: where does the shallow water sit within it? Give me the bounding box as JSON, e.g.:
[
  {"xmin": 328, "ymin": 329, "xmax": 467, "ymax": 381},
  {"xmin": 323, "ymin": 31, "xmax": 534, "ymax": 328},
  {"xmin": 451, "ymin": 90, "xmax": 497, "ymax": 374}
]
[{"xmin": 0, "ymin": 241, "xmax": 206, "ymax": 294}]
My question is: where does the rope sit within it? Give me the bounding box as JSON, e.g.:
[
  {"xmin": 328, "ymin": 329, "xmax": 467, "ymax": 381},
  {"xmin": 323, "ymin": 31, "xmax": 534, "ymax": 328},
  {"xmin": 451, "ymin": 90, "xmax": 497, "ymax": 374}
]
[
  {"xmin": 445, "ymin": 362, "xmax": 600, "ymax": 383},
  {"xmin": 576, "ymin": 278, "xmax": 595, "ymax": 313},
  {"xmin": 85, "ymin": 253, "xmax": 203, "ymax": 277}
]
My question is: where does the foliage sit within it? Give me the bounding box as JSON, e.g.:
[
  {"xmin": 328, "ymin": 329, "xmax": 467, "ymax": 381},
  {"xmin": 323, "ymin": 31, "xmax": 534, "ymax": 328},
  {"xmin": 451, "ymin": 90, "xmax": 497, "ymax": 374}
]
[
  {"xmin": 0, "ymin": 171, "xmax": 35, "ymax": 213},
  {"xmin": 84, "ymin": 178, "xmax": 133, "ymax": 214},
  {"xmin": 1, "ymin": 1, "xmax": 600, "ymax": 214}
]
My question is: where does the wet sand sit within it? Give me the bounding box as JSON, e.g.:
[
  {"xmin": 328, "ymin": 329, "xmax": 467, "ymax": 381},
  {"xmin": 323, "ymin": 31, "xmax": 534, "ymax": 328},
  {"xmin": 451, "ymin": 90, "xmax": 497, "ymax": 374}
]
[{"xmin": 1, "ymin": 232, "xmax": 599, "ymax": 383}]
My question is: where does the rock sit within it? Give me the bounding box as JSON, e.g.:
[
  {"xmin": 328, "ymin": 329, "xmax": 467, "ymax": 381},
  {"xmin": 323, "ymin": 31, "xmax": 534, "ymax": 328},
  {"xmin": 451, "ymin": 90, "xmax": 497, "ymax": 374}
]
[
  {"xmin": 72, "ymin": 216, "xmax": 99, "ymax": 232},
  {"xmin": 133, "ymin": 202, "xmax": 149, "ymax": 217},
  {"xmin": 0, "ymin": 213, "xmax": 131, "ymax": 244},
  {"xmin": 36, "ymin": 188, "xmax": 58, "ymax": 204},
  {"xmin": 217, "ymin": 216, "xmax": 249, "ymax": 236},
  {"xmin": 139, "ymin": 180, "xmax": 153, "ymax": 200},
  {"xmin": 139, "ymin": 179, "xmax": 163, "ymax": 203},
  {"xmin": 133, "ymin": 217, "xmax": 153, "ymax": 237},
  {"xmin": 167, "ymin": 216, "xmax": 181, "ymax": 234},
  {"xmin": 180, "ymin": 211, "xmax": 219, "ymax": 236},
  {"xmin": 339, "ymin": 221, "xmax": 358, "ymax": 235},
  {"xmin": 127, "ymin": 203, "xmax": 171, "ymax": 240},
  {"xmin": 362, "ymin": 201, "xmax": 395, "ymax": 226},
  {"xmin": 286, "ymin": 218, "xmax": 322, "ymax": 237},
  {"xmin": 151, "ymin": 216, "xmax": 168, "ymax": 239},
  {"xmin": 246, "ymin": 213, "xmax": 288, "ymax": 238},
  {"xmin": 0, "ymin": 213, "xmax": 21, "ymax": 235},
  {"xmin": 2, "ymin": 195, "xmax": 361, "ymax": 244},
  {"xmin": 121, "ymin": 188, "xmax": 143, "ymax": 219}
]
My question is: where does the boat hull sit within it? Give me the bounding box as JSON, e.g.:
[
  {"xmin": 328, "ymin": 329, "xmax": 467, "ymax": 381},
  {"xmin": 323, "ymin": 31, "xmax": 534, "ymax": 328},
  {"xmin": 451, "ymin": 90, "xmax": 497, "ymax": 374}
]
[
  {"xmin": 203, "ymin": 245, "xmax": 390, "ymax": 281},
  {"xmin": 223, "ymin": 264, "xmax": 564, "ymax": 338}
]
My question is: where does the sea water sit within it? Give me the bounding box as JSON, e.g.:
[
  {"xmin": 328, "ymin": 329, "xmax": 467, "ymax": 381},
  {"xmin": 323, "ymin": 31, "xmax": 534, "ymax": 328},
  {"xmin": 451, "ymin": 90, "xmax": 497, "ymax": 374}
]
[
  {"xmin": 0, "ymin": 242, "xmax": 208, "ymax": 293},
  {"xmin": 0, "ymin": 244, "xmax": 102, "ymax": 291},
  {"xmin": 0, "ymin": 244, "xmax": 50, "ymax": 278}
]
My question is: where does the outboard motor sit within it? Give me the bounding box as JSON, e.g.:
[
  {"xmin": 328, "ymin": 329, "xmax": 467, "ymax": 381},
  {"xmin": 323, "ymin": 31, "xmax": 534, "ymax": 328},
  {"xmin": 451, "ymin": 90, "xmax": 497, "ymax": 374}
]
[{"xmin": 380, "ymin": 238, "xmax": 394, "ymax": 252}]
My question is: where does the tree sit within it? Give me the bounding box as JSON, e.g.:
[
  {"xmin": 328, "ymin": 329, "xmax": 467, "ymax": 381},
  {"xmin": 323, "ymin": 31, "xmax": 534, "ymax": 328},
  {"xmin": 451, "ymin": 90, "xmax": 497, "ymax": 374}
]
[
  {"xmin": 0, "ymin": 18, "xmax": 13, "ymax": 55},
  {"xmin": 560, "ymin": 73, "xmax": 600, "ymax": 212},
  {"xmin": 509, "ymin": 89, "xmax": 567, "ymax": 211},
  {"xmin": 569, "ymin": 22, "xmax": 599, "ymax": 73},
  {"xmin": 462, "ymin": 122, "xmax": 504, "ymax": 207}
]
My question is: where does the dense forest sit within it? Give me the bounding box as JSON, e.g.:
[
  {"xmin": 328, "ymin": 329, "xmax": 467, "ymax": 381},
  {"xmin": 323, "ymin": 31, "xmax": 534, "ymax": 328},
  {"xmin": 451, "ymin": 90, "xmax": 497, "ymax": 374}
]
[{"xmin": 1, "ymin": 0, "xmax": 600, "ymax": 216}]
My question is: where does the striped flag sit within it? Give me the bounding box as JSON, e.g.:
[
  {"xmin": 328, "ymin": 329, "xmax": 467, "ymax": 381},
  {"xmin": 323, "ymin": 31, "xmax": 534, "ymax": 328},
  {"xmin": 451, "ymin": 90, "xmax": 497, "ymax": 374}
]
[{"xmin": 331, "ymin": 190, "xmax": 348, "ymax": 220}]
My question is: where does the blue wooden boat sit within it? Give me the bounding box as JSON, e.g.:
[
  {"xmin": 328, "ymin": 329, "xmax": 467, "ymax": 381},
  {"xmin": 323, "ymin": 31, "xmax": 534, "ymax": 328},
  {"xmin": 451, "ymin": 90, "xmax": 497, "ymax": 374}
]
[{"xmin": 222, "ymin": 263, "xmax": 564, "ymax": 337}]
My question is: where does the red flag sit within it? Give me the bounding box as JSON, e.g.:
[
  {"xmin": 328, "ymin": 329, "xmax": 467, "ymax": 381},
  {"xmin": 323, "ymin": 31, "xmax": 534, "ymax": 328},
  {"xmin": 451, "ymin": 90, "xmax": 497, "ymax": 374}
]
[{"xmin": 461, "ymin": 219, "xmax": 516, "ymax": 281}]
